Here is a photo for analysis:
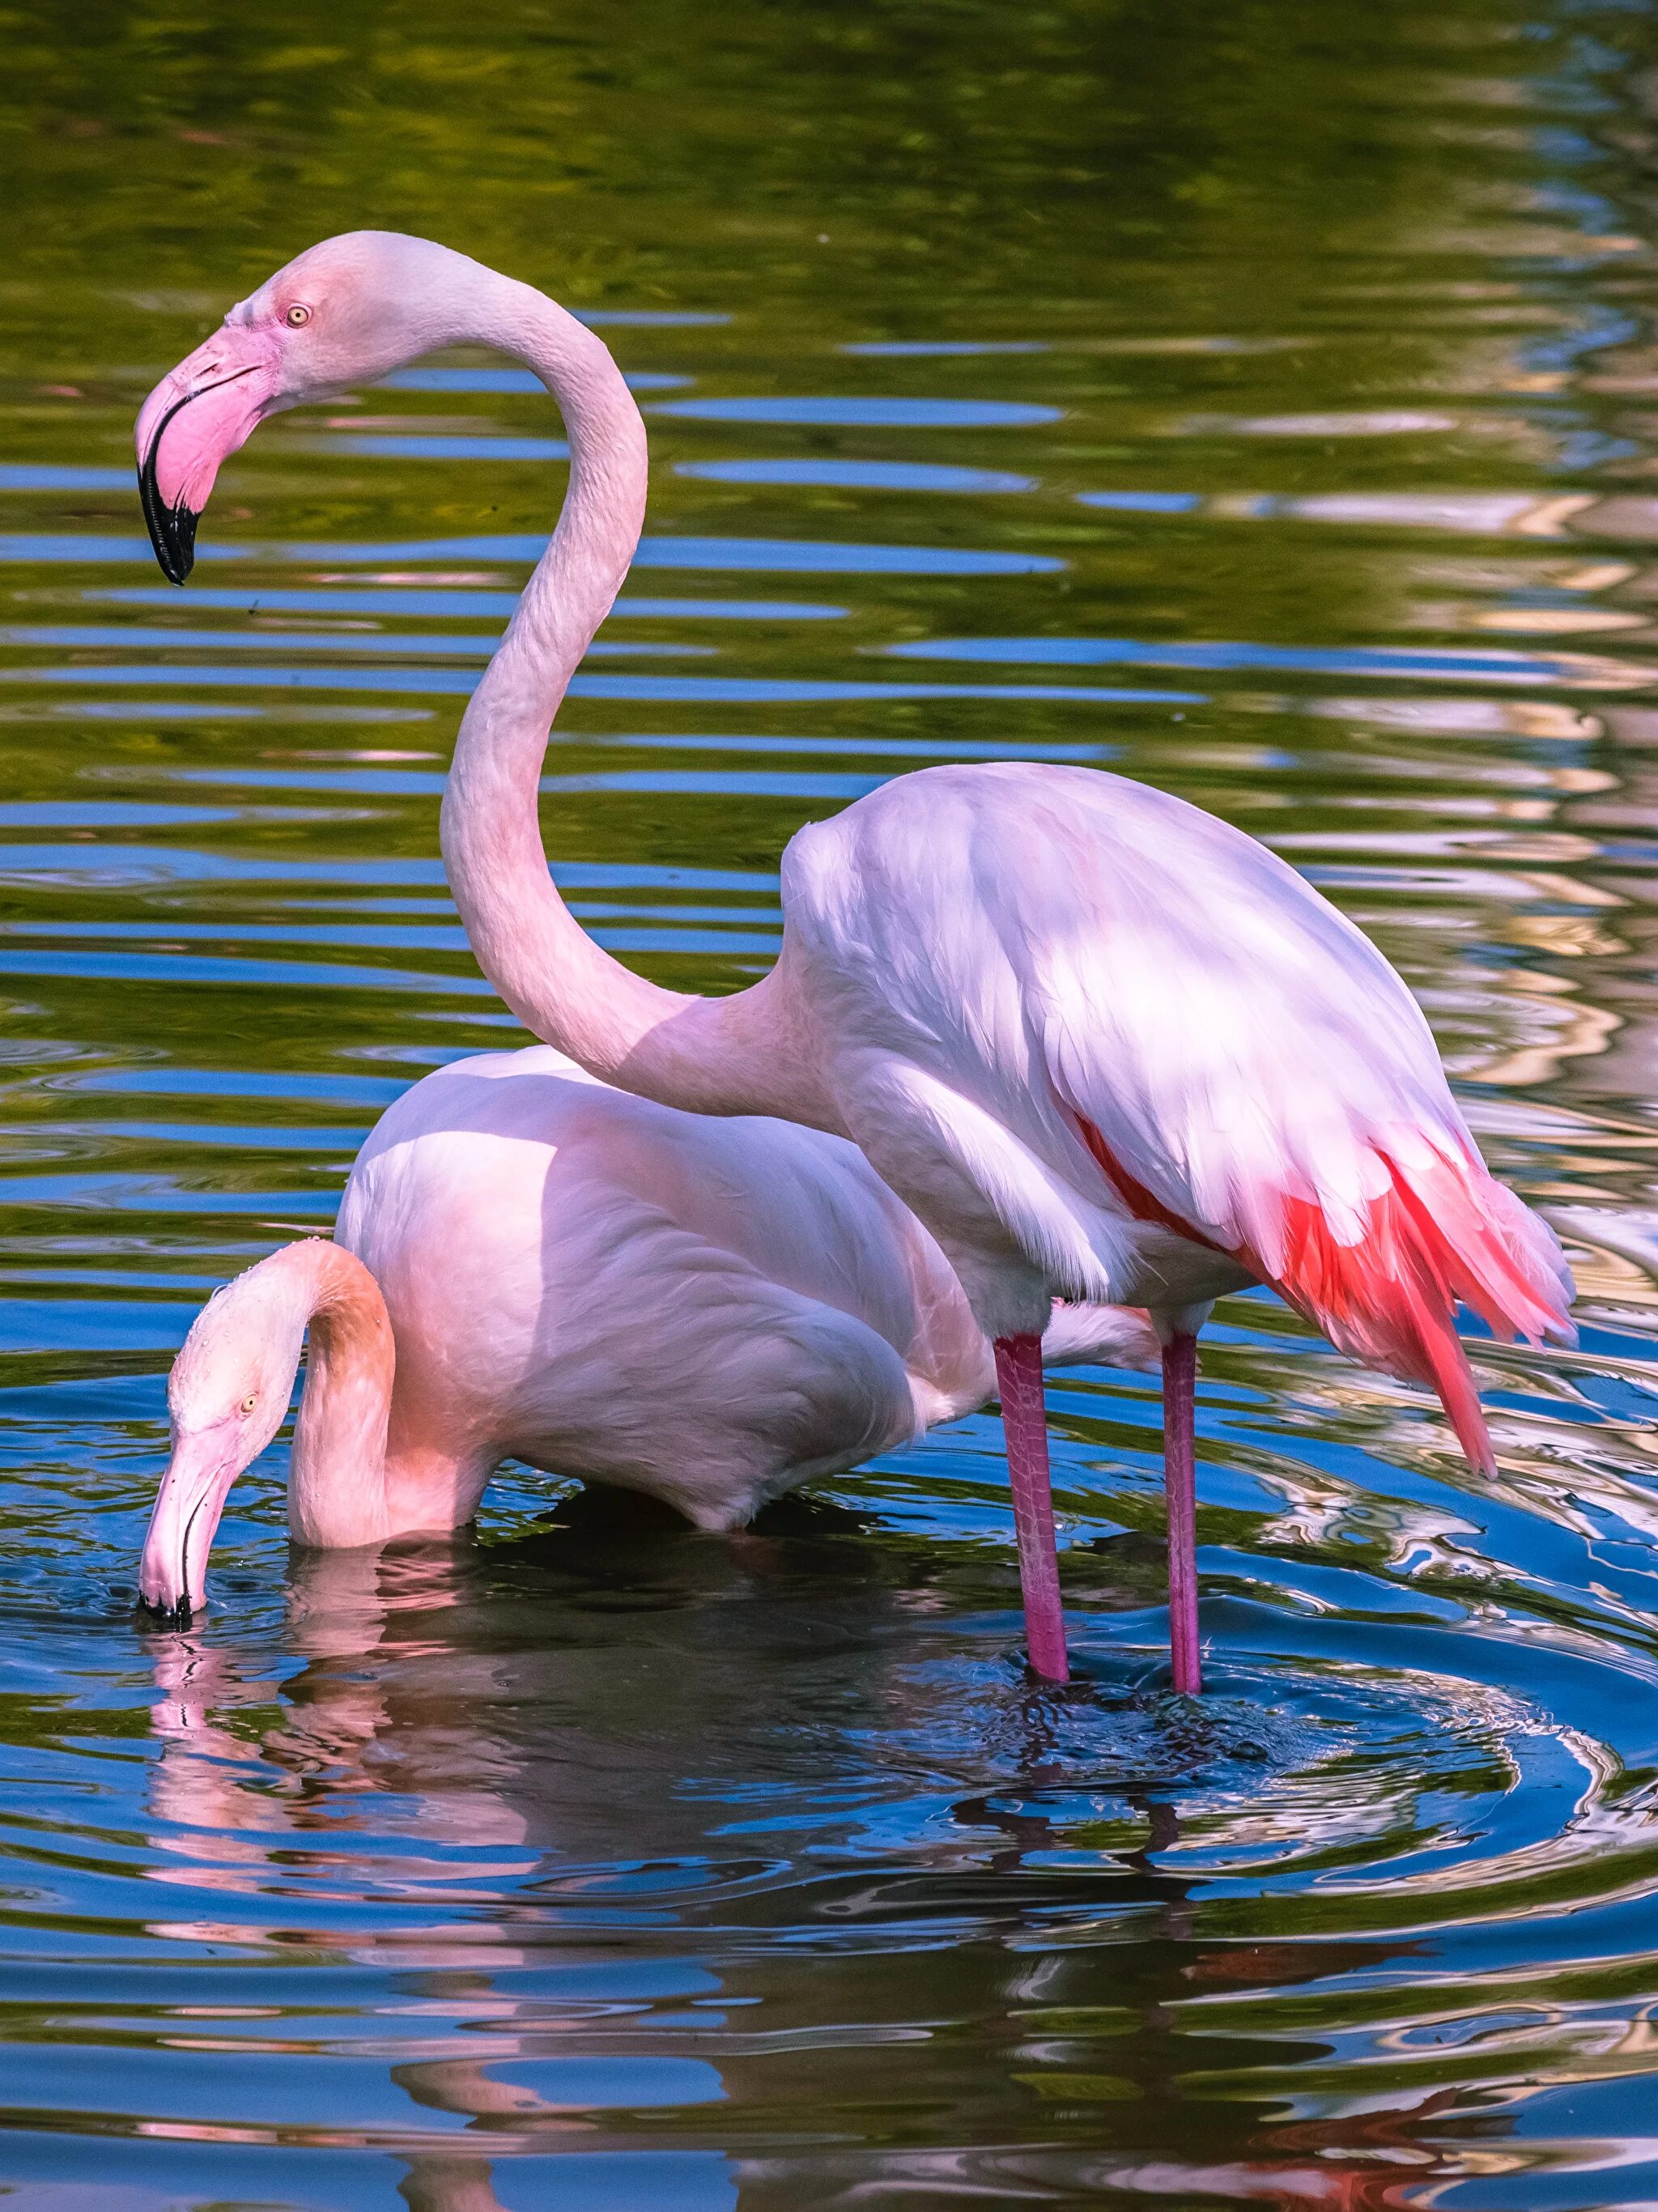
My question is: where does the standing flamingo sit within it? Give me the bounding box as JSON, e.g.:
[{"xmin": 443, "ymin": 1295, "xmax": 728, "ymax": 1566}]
[
  {"xmin": 136, "ymin": 232, "xmax": 1575, "ymax": 1687},
  {"xmin": 138, "ymin": 1044, "xmax": 1155, "ymax": 1622}
]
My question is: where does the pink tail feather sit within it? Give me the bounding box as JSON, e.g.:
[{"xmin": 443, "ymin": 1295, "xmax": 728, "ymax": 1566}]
[
  {"xmin": 1267, "ymin": 1150, "xmax": 1573, "ymax": 1478},
  {"xmin": 1072, "ymin": 1108, "xmax": 1572, "ymax": 1478}
]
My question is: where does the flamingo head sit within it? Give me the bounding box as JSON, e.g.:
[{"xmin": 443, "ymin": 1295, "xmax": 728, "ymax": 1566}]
[
  {"xmin": 134, "ymin": 230, "xmax": 488, "ymax": 582},
  {"xmin": 138, "ymin": 1250, "xmax": 315, "ymax": 1624}
]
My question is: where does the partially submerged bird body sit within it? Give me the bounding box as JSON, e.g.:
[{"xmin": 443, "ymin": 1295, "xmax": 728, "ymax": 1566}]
[
  {"xmin": 339, "ymin": 1043, "xmax": 1061, "ymax": 1529},
  {"xmin": 138, "ymin": 1046, "xmax": 1156, "ymax": 1618}
]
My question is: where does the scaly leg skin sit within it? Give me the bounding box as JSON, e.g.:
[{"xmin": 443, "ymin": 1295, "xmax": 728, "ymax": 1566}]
[
  {"xmin": 1163, "ymin": 1330, "xmax": 1201, "ymax": 1695},
  {"xmin": 993, "ymin": 1332, "xmax": 1069, "ymax": 1684}
]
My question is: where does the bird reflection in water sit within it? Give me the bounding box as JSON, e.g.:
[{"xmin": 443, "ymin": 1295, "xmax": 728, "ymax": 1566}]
[
  {"xmin": 934, "ymin": 1736, "xmax": 1462, "ymax": 2212},
  {"xmin": 140, "ymin": 1496, "xmax": 947, "ymax": 2207},
  {"xmin": 141, "ymin": 1509, "xmax": 1497, "ymax": 2212}
]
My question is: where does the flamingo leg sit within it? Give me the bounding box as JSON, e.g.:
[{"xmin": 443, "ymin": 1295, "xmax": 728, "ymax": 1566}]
[
  {"xmin": 1163, "ymin": 1330, "xmax": 1201, "ymax": 1694},
  {"xmin": 993, "ymin": 1333, "xmax": 1069, "ymax": 1684}
]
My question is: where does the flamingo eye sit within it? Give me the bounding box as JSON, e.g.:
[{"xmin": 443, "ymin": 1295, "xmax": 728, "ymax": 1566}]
[
  {"xmin": 283, "ymin": 304, "xmax": 312, "ymax": 329},
  {"xmin": 240, "ymin": 1394, "xmax": 257, "ymax": 1413}
]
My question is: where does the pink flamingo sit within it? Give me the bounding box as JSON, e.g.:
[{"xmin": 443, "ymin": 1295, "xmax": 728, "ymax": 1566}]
[
  {"xmin": 136, "ymin": 231, "xmax": 1575, "ymax": 1687},
  {"xmin": 138, "ymin": 1044, "xmax": 1155, "ymax": 1621}
]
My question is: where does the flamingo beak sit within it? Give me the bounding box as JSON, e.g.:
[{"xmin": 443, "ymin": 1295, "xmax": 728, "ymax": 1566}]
[
  {"xmin": 138, "ymin": 1423, "xmax": 242, "ymax": 1627},
  {"xmin": 134, "ymin": 325, "xmax": 283, "ymax": 585}
]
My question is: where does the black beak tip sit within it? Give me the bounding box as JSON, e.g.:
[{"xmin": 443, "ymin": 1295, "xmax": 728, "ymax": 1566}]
[
  {"xmin": 137, "ymin": 457, "xmax": 198, "ymax": 587},
  {"xmin": 136, "ymin": 389, "xmax": 202, "ymax": 586},
  {"xmin": 135, "ymin": 1591, "xmax": 193, "ymax": 1631},
  {"xmin": 156, "ymin": 505, "xmax": 198, "ymax": 589}
]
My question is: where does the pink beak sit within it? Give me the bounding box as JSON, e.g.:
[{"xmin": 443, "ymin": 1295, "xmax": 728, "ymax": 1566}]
[
  {"xmin": 138, "ymin": 1423, "xmax": 241, "ymax": 1625},
  {"xmin": 134, "ymin": 323, "xmax": 283, "ymax": 584}
]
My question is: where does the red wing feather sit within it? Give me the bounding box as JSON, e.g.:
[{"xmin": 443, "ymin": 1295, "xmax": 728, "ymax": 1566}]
[
  {"xmin": 1270, "ymin": 1175, "xmax": 1497, "ymax": 1476},
  {"xmin": 1073, "ymin": 1112, "xmax": 1227, "ymax": 1254},
  {"xmin": 1078, "ymin": 1112, "xmax": 1571, "ymax": 1476}
]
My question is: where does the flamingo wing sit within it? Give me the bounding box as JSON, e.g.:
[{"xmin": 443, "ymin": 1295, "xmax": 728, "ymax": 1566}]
[{"xmin": 782, "ymin": 763, "xmax": 1574, "ymax": 1472}]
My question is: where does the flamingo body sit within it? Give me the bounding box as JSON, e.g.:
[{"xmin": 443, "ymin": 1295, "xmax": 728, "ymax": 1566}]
[
  {"xmin": 138, "ymin": 1044, "xmax": 1157, "ymax": 1617},
  {"xmin": 341, "ymin": 1042, "xmax": 1060, "ymax": 1531},
  {"xmin": 780, "ymin": 760, "xmax": 1574, "ymax": 1471}
]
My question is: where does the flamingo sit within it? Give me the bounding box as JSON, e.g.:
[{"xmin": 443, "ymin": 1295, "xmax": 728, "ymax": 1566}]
[
  {"xmin": 138, "ymin": 1044, "xmax": 1156, "ymax": 1622},
  {"xmin": 135, "ymin": 231, "xmax": 1575, "ymax": 1687}
]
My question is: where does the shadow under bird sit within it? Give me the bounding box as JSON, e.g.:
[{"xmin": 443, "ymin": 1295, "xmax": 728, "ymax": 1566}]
[{"xmin": 136, "ymin": 230, "xmax": 1576, "ymax": 1687}]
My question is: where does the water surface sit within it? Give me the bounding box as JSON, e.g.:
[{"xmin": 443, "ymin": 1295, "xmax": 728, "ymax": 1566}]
[{"xmin": 3, "ymin": 0, "xmax": 1658, "ymax": 2203}]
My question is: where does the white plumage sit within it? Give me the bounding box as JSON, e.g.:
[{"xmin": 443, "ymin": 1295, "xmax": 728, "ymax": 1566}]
[
  {"xmin": 138, "ymin": 1044, "xmax": 1157, "ymax": 1618},
  {"xmin": 783, "ymin": 762, "xmax": 1573, "ymax": 1446},
  {"xmin": 339, "ymin": 1044, "xmax": 1152, "ymax": 1531}
]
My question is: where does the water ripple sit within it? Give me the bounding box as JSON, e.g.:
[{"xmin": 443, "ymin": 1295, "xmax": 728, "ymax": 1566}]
[
  {"xmin": 0, "ymin": 533, "xmax": 1065, "ymax": 576},
  {"xmin": 886, "ymin": 632, "xmax": 1653, "ymax": 687},
  {"xmin": 675, "ymin": 458, "xmax": 1038, "ymax": 492},
  {"xmin": 89, "ymin": 586, "xmax": 850, "ymax": 621},
  {"xmin": 651, "ymin": 395, "xmax": 1063, "ymax": 427},
  {"xmin": 380, "ymin": 368, "xmax": 691, "ymax": 393}
]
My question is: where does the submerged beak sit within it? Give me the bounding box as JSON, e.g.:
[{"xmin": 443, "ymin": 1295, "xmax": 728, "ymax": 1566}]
[
  {"xmin": 134, "ymin": 325, "xmax": 282, "ymax": 585},
  {"xmin": 138, "ymin": 1423, "xmax": 242, "ymax": 1626}
]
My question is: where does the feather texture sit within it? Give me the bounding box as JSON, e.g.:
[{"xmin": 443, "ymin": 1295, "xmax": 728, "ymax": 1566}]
[
  {"xmin": 781, "ymin": 761, "xmax": 1573, "ymax": 1464},
  {"xmin": 334, "ymin": 1045, "xmax": 1159, "ymax": 1530}
]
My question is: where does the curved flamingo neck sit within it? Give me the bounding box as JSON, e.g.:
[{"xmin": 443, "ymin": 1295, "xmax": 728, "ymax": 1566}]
[
  {"xmin": 286, "ymin": 1241, "xmax": 397, "ymax": 1549},
  {"xmin": 436, "ymin": 277, "xmax": 835, "ymax": 1128}
]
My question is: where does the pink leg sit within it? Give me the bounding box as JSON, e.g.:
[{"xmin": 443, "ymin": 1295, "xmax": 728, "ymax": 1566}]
[
  {"xmin": 993, "ymin": 1333, "xmax": 1069, "ymax": 1684},
  {"xmin": 1163, "ymin": 1331, "xmax": 1201, "ymax": 1695}
]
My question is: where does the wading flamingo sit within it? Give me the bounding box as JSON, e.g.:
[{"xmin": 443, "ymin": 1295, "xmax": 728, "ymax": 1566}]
[
  {"xmin": 138, "ymin": 1044, "xmax": 1156, "ymax": 1622},
  {"xmin": 136, "ymin": 232, "xmax": 1575, "ymax": 1687}
]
